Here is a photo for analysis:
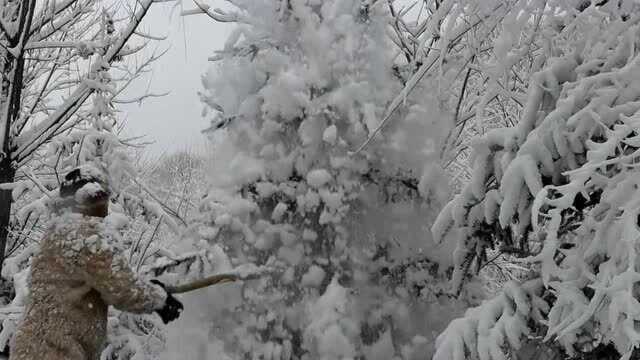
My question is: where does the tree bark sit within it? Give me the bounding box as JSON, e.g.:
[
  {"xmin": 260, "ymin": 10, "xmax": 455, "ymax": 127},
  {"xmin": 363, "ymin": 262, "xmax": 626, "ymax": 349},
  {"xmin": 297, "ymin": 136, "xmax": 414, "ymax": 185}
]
[
  {"xmin": 0, "ymin": 30, "xmax": 16, "ymax": 278},
  {"xmin": 0, "ymin": 158, "xmax": 14, "ymax": 272},
  {"xmin": 0, "ymin": 0, "xmax": 33, "ymax": 274}
]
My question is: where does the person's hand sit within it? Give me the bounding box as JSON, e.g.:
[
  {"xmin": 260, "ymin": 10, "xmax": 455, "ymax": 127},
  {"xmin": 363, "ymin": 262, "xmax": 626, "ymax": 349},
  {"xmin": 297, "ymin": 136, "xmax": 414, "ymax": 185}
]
[{"xmin": 151, "ymin": 279, "xmax": 184, "ymax": 324}]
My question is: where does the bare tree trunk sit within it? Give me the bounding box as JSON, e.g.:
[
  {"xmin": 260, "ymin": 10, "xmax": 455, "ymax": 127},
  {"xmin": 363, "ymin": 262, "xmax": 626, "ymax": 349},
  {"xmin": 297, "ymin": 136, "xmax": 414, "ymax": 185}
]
[
  {"xmin": 0, "ymin": 0, "xmax": 33, "ymax": 274},
  {"xmin": 0, "ymin": 158, "xmax": 14, "ymax": 272},
  {"xmin": 0, "ymin": 40, "xmax": 16, "ymax": 277}
]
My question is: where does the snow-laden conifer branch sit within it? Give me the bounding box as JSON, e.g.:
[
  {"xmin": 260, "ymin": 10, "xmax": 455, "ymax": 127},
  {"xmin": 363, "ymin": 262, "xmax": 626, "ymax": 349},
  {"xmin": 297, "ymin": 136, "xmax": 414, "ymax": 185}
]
[
  {"xmin": 433, "ymin": 6, "xmax": 640, "ymax": 358},
  {"xmin": 434, "ymin": 280, "xmax": 547, "ymax": 360}
]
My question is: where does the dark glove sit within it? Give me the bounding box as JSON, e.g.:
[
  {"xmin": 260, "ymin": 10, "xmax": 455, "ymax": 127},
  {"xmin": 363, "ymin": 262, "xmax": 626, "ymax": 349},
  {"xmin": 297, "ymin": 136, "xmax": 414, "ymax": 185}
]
[{"xmin": 151, "ymin": 279, "xmax": 184, "ymax": 324}]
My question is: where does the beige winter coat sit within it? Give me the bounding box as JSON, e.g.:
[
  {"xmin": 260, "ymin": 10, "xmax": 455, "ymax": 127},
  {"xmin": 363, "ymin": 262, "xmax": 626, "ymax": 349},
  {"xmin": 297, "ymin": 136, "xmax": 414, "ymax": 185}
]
[{"xmin": 10, "ymin": 213, "xmax": 167, "ymax": 360}]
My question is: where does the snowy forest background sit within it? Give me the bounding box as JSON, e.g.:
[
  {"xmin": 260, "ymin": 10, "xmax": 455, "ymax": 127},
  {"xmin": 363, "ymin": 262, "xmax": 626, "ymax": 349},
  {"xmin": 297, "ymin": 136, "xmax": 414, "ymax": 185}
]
[{"xmin": 3, "ymin": 0, "xmax": 640, "ymax": 359}]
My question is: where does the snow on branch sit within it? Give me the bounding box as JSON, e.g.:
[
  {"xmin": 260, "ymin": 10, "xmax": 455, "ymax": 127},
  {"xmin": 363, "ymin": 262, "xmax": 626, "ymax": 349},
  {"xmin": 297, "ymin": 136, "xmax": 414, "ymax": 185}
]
[
  {"xmin": 133, "ymin": 30, "xmax": 168, "ymax": 41},
  {"xmin": 182, "ymin": 0, "xmax": 243, "ymax": 23},
  {"xmin": 24, "ymin": 40, "xmax": 105, "ymax": 51},
  {"xmin": 433, "ymin": 7, "xmax": 640, "ymax": 358},
  {"xmin": 13, "ymin": 0, "xmax": 157, "ymax": 164},
  {"xmin": 28, "ymin": 0, "xmax": 80, "ymax": 36},
  {"xmin": 351, "ymin": 2, "xmax": 506, "ymax": 155},
  {"xmin": 112, "ymin": 92, "xmax": 169, "ymax": 104},
  {"xmin": 433, "ymin": 280, "xmax": 547, "ymax": 360}
]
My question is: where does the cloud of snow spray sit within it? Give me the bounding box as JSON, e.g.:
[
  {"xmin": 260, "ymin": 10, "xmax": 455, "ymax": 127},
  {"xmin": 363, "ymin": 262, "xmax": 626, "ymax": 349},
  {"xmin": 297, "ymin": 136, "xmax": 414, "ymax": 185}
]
[
  {"xmin": 161, "ymin": 246, "xmax": 239, "ymax": 359},
  {"xmin": 162, "ymin": 285, "xmax": 241, "ymax": 359}
]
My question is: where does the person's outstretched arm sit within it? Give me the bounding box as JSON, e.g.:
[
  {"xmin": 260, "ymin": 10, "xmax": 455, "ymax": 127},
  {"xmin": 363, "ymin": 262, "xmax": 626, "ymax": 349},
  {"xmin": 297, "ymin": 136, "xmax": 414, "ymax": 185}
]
[{"xmin": 76, "ymin": 234, "xmax": 167, "ymax": 314}]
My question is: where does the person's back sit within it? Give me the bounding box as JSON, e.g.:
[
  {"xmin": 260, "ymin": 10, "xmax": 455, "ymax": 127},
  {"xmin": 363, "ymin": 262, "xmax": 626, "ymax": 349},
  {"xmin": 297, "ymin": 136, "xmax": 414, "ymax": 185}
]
[{"xmin": 10, "ymin": 166, "xmax": 183, "ymax": 360}]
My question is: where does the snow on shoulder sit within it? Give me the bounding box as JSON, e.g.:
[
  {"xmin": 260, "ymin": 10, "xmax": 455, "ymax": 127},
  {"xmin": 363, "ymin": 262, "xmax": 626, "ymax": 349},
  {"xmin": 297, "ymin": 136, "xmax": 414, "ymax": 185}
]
[
  {"xmin": 49, "ymin": 212, "xmax": 122, "ymax": 256},
  {"xmin": 74, "ymin": 182, "xmax": 106, "ymax": 203}
]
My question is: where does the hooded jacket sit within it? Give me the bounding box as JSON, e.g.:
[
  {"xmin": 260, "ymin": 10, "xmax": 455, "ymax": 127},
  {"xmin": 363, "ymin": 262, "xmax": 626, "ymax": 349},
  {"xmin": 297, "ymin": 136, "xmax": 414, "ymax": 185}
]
[{"xmin": 10, "ymin": 213, "xmax": 167, "ymax": 360}]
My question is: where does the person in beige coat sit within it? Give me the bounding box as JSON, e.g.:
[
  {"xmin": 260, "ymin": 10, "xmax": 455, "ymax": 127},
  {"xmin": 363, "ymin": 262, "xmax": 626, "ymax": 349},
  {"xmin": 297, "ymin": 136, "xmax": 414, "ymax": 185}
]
[{"xmin": 10, "ymin": 166, "xmax": 183, "ymax": 360}]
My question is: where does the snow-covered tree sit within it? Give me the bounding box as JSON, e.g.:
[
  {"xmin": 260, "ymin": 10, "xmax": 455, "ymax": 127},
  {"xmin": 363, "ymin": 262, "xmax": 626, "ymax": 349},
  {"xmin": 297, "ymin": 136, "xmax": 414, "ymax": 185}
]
[
  {"xmin": 0, "ymin": 49, "xmax": 199, "ymax": 358},
  {"xmin": 0, "ymin": 2, "xmax": 209, "ymax": 358},
  {"xmin": 192, "ymin": 0, "xmax": 640, "ymax": 359},
  {"xmin": 430, "ymin": 1, "xmax": 640, "ymax": 359},
  {"xmin": 0, "ymin": 0, "xmax": 170, "ymax": 275},
  {"xmin": 186, "ymin": 0, "xmax": 499, "ymax": 358}
]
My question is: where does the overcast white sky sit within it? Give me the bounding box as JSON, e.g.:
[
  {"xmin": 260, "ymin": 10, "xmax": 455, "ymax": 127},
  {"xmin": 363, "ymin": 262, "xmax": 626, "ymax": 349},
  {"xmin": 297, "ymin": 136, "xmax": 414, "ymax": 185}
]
[{"xmin": 118, "ymin": 2, "xmax": 234, "ymax": 156}]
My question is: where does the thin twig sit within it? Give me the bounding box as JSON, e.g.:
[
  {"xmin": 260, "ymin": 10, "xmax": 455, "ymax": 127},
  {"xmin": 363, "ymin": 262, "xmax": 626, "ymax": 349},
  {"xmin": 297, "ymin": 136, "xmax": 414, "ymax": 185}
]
[
  {"xmin": 135, "ymin": 215, "xmax": 162, "ymax": 272},
  {"xmin": 22, "ymin": 170, "xmax": 53, "ymax": 198}
]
